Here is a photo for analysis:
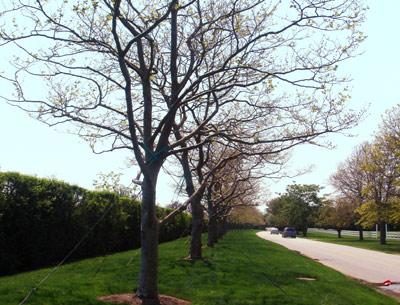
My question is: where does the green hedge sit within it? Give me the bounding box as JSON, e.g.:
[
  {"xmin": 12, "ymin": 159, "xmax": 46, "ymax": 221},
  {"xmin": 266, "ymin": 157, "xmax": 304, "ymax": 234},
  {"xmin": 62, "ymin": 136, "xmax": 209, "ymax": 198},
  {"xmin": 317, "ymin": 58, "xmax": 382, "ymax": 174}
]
[{"xmin": 0, "ymin": 172, "xmax": 191, "ymax": 275}]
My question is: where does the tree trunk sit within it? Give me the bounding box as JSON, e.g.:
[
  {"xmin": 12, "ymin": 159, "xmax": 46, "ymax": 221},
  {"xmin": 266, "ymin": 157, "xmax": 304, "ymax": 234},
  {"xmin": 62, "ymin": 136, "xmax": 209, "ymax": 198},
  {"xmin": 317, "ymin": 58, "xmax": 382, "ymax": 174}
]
[
  {"xmin": 178, "ymin": 148, "xmax": 204, "ymax": 260},
  {"xmin": 380, "ymin": 221, "xmax": 387, "ymax": 245},
  {"xmin": 190, "ymin": 194, "xmax": 204, "ymax": 259},
  {"xmin": 302, "ymin": 226, "xmax": 308, "ymax": 237},
  {"xmin": 358, "ymin": 226, "xmax": 364, "ymax": 241},
  {"xmin": 216, "ymin": 221, "xmax": 223, "ymax": 240},
  {"xmin": 217, "ymin": 217, "xmax": 227, "ymax": 240},
  {"xmin": 137, "ymin": 173, "xmax": 160, "ymax": 305},
  {"xmin": 207, "ymin": 201, "xmax": 218, "ymax": 247},
  {"xmin": 222, "ymin": 219, "xmax": 228, "ymax": 236},
  {"xmin": 207, "ymin": 217, "xmax": 218, "ymax": 247},
  {"xmin": 337, "ymin": 229, "xmax": 342, "ymax": 238}
]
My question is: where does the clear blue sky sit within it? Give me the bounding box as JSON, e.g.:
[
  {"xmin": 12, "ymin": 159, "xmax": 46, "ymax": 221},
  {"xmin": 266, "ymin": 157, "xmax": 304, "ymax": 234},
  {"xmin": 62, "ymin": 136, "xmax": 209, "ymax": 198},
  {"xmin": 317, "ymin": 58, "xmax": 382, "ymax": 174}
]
[{"xmin": 0, "ymin": 1, "xmax": 399, "ymax": 207}]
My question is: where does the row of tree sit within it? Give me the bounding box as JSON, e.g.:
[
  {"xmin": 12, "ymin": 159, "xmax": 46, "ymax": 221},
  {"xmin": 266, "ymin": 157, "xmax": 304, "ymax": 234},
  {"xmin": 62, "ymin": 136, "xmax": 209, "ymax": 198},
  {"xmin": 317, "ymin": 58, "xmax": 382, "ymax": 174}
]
[
  {"xmin": 0, "ymin": 0, "xmax": 366, "ymax": 304},
  {"xmin": 267, "ymin": 106, "xmax": 400, "ymax": 244},
  {"xmin": 330, "ymin": 105, "xmax": 400, "ymax": 244},
  {"xmin": 266, "ymin": 184, "xmax": 368, "ymax": 239}
]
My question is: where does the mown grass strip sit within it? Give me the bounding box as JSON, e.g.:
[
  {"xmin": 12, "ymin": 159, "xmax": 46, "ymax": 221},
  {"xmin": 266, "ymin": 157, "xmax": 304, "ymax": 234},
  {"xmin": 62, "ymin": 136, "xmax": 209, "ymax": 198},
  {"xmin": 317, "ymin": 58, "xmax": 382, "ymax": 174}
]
[
  {"xmin": 0, "ymin": 230, "xmax": 398, "ymax": 305},
  {"xmin": 306, "ymin": 231, "xmax": 400, "ymax": 254}
]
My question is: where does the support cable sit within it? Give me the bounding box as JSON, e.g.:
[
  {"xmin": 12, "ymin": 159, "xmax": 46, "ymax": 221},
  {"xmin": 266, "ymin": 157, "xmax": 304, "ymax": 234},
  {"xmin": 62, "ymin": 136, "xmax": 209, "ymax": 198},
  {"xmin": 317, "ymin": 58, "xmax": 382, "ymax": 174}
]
[{"xmin": 18, "ymin": 202, "xmax": 116, "ymax": 305}]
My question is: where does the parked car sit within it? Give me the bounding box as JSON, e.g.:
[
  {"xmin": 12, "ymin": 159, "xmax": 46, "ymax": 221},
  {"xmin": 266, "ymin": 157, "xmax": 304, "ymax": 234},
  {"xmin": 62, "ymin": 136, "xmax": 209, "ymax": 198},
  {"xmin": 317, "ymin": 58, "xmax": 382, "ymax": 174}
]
[
  {"xmin": 282, "ymin": 227, "xmax": 297, "ymax": 238},
  {"xmin": 270, "ymin": 227, "xmax": 279, "ymax": 234}
]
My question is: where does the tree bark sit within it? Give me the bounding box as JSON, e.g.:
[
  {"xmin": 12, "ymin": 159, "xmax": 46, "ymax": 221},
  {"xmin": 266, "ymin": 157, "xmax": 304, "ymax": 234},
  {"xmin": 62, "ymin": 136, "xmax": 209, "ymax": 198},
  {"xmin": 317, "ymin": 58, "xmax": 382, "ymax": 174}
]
[
  {"xmin": 177, "ymin": 147, "xmax": 205, "ymax": 260},
  {"xmin": 190, "ymin": 194, "xmax": 204, "ymax": 259},
  {"xmin": 137, "ymin": 172, "xmax": 160, "ymax": 305},
  {"xmin": 216, "ymin": 217, "xmax": 228, "ymax": 240},
  {"xmin": 216, "ymin": 221, "xmax": 223, "ymax": 240},
  {"xmin": 302, "ymin": 226, "xmax": 308, "ymax": 237},
  {"xmin": 358, "ymin": 226, "xmax": 364, "ymax": 241},
  {"xmin": 380, "ymin": 221, "xmax": 387, "ymax": 245},
  {"xmin": 222, "ymin": 219, "xmax": 228, "ymax": 236},
  {"xmin": 207, "ymin": 202, "xmax": 218, "ymax": 247}
]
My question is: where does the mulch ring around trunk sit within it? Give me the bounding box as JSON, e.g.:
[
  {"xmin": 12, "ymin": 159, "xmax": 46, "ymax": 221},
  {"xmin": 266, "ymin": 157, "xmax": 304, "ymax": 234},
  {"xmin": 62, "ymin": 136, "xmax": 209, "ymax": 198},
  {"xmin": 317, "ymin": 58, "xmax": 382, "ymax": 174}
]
[{"xmin": 97, "ymin": 293, "xmax": 191, "ymax": 305}]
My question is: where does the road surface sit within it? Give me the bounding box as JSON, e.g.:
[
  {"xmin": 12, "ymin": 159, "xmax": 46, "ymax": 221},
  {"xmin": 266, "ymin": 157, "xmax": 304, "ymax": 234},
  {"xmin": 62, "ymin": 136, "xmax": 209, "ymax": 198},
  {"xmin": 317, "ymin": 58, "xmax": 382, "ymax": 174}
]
[{"xmin": 257, "ymin": 231, "xmax": 400, "ymax": 284}]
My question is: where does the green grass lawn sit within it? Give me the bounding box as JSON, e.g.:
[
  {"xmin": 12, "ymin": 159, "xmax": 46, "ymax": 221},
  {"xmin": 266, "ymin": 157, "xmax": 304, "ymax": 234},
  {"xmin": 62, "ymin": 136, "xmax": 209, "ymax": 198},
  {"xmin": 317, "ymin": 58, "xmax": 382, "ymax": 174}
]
[
  {"xmin": 0, "ymin": 230, "xmax": 398, "ymax": 305},
  {"xmin": 306, "ymin": 231, "xmax": 400, "ymax": 254}
]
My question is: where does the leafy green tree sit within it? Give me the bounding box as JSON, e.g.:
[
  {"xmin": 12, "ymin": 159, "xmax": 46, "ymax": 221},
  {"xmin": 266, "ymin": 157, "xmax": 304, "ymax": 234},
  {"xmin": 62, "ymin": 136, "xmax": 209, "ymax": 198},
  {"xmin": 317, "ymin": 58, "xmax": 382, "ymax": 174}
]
[
  {"xmin": 389, "ymin": 200, "xmax": 400, "ymax": 225},
  {"xmin": 356, "ymin": 137, "xmax": 400, "ymax": 244},
  {"xmin": 267, "ymin": 184, "xmax": 322, "ymax": 236},
  {"xmin": 265, "ymin": 196, "xmax": 289, "ymax": 228},
  {"xmin": 285, "ymin": 184, "xmax": 323, "ymax": 236}
]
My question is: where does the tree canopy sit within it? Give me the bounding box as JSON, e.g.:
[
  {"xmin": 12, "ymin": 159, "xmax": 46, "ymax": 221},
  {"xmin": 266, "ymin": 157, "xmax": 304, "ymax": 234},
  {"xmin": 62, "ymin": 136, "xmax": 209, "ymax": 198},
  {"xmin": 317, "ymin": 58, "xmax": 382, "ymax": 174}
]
[
  {"xmin": 316, "ymin": 197, "xmax": 357, "ymax": 237},
  {"xmin": 266, "ymin": 184, "xmax": 322, "ymax": 236},
  {"xmin": 330, "ymin": 105, "xmax": 400, "ymax": 244},
  {"xmin": 0, "ymin": 1, "xmax": 366, "ymax": 303}
]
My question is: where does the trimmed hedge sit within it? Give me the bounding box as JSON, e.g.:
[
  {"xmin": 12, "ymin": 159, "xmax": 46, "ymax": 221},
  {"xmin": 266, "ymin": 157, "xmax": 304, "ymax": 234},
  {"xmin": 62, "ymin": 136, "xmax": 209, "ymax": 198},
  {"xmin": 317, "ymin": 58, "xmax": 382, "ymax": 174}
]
[{"xmin": 0, "ymin": 172, "xmax": 191, "ymax": 275}]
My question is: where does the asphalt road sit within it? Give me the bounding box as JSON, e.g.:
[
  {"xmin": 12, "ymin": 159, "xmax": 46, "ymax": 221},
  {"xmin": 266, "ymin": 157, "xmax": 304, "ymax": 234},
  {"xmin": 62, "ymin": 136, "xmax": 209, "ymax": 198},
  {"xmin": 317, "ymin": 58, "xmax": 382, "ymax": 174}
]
[{"xmin": 257, "ymin": 231, "xmax": 400, "ymax": 284}]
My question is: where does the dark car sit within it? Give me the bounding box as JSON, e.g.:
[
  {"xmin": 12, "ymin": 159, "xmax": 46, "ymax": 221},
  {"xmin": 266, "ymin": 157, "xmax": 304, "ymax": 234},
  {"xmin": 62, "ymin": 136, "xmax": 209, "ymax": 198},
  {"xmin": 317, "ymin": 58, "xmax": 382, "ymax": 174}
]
[{"xmin": 282, "ymin": 227, "xmax": 297, "ymax": 238}]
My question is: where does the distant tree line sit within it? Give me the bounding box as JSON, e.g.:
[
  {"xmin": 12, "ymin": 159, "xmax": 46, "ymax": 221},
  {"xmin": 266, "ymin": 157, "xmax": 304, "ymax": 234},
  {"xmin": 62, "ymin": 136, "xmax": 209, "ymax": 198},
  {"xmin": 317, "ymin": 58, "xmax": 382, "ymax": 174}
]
[
  {"xmin": 266, "ymin": 181, "xmax": 400, "ymax": 240},
  {"xmin": 329, "ymin": 105, "xmax": 400, "ymax": 244},
  {"xmin": 266, "ymin": 106, "xmax": 400, "ymax": 244},
  {"xmin": 0, "ymin": 172, "xmax": 191, "ymax": 275},
  {"xmin": 228, "ymin": 206, "xmax": 265, "ymax": 229}
]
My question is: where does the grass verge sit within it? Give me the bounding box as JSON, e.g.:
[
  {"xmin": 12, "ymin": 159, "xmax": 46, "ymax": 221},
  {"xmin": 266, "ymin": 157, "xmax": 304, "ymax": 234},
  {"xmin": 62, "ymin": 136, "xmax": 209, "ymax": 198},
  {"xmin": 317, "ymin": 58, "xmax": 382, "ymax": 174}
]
[
  {"xmin": 0, "ymin": 230, "xmax": 398, "ymax": 305},
  {"xmin": 306, "ymin": 231, "xmax": 400, "ymax": 254}
]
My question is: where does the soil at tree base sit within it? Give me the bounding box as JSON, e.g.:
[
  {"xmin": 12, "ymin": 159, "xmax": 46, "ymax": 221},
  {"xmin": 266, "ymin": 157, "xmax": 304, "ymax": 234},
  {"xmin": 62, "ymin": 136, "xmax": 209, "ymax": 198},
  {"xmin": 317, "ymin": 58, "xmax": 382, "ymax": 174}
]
[{"xmin": 97, "ymin": 293, "xmax": 191, "ymax": 305}]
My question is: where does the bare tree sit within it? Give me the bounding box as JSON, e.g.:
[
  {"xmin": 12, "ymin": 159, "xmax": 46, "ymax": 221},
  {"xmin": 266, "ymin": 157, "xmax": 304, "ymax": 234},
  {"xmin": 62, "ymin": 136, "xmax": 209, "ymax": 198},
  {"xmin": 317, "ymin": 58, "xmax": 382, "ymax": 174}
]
[
  {"xmin": 317, "ymin": 196, "xmax": 357, "ymax": 238},
  {"xmin": 332, "ymin": 106, "xmax": 400, "ymax": 245},
  {"xmin": 330, "ymin": 143, "xmax": 368, "ymax": 240},
  {"xmin": 174, "ymin": 122, "xmax": 287, "ymax": 254},
  {"xmin": 204, "ymin": 149, "xmax": 267, "ymax": 246},
  {"xmin": 172, "ymin": 131, "xmax": 208, "ymax": 260},
  {"xmin": 228, "ymin": 206, "xmax": 265, "ymax": 227},
  {"xmin": 93, "ymin": 171, "xmax": 139, "ymax": 198},
  {"xmin": 381, "ymin": 106, "xmax": 400, "ymax": 226},
  {"xmin": 0, "ymin": 1, "xmax": 365, "ymax": 303}
]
